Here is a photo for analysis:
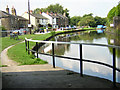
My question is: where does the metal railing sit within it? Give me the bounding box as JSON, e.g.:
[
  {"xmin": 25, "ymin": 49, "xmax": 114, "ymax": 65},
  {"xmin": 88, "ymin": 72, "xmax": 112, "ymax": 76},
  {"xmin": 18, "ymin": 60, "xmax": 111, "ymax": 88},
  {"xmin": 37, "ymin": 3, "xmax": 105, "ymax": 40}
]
[{"xmin": 25, "ymin": 38, "xmax": 120, "ymax": 87}]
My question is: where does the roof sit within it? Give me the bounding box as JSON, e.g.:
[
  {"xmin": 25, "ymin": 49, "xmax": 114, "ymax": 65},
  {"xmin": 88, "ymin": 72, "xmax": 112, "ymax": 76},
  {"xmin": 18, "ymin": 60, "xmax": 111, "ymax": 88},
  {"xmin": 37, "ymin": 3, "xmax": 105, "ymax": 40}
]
[
  {"xmin": 30, "ymin": 13, "xmax": 48, "ymax": 19},
  {"xmin": 0, "ymin": 10, "xmax": 17, "ymax": 18},
  {"xmin": 0, "ymin": 10, "xmax": 10, "ymax": 18},
  {"xmin": 17, "ymin": 16, "xmax": 28, "ymax": 21},
  {"xmin": 47, "ymin": 12, "xmax": 68, "ymax": 19}
]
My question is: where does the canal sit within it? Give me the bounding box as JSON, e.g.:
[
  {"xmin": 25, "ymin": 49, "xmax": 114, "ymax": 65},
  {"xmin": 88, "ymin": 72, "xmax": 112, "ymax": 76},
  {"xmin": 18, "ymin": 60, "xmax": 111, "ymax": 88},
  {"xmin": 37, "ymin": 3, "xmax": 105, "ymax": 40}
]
[{"xmin": 37, "ymin": 29, "xmax": 120, "ymax": 83}]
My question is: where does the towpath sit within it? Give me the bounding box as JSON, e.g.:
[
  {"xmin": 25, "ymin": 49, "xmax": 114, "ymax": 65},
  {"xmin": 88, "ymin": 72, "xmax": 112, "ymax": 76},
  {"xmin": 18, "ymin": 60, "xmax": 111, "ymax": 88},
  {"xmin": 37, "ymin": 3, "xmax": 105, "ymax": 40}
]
[{"xmin": 1, "ymin": 41, "xmax": 120, "ymax": 88}]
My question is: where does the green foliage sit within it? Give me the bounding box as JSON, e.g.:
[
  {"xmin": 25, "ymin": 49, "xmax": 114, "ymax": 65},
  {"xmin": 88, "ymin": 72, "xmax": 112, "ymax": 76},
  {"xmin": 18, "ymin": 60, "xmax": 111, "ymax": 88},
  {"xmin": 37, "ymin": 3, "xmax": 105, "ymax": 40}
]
[
  {"xmin": 107, "ymin": 7, "xmax": 116, "ymax": 22},
  {"xmin": 70, "ymin": 13, "xmax": 107, "ymax": 27},
  {"xmin": 33, "ymin": 3, "xmax": 70, "ymax": 18},
  {"xmin": 78, "ymin": 16, "xmax": 95, "ymax": 27},
  {"xmin": 107, "ymin": 3, "xmax": 120, "ymax": 25},
  {"xmin": 94, "ymin": 16, "xmax": 107, "ymax": 26},
  {"xmin": 50, "ymin": 31, "xmax": 56, "ymax": 36},
  {"xmin": 0, "ymin": 65, "xmax": 8, "ymax": 67},
  {"xmin": 115, "ymin": 3, "xmax": 120, "ymax": 16},
  {"xmin": 83, "ymin": 13, "xmax": 93, "ymax": 17},
  {"xmin": 70, "ymin": 16, "xmax": 81, "ymax": 26},
  {"xmin": 0, "ymin": 26, "xmax": 6, "ymax": 30}
]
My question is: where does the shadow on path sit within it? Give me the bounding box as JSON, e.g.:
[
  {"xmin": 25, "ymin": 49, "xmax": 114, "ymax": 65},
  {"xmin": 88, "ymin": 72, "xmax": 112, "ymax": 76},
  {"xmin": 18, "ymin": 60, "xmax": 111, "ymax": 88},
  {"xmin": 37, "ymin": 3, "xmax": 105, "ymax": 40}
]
[{"xmin": 2, "ymin": 69, "xmax": 120, "ymax": 89}]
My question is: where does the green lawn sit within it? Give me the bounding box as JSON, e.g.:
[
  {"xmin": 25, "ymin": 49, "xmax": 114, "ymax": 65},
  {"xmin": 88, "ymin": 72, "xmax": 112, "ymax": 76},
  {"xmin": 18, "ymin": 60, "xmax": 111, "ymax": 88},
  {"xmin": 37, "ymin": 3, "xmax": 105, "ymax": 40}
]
[
  {"xmin": 2, "ymin": 29, "xmax": 95, "ymax": 65},
  {"xmin": 7, "ymin": 33, "xmax": 52, "ymax": 65},
  {"xmin": 1, "ymin": 33, "xmax": 52, "ymax": 65}
]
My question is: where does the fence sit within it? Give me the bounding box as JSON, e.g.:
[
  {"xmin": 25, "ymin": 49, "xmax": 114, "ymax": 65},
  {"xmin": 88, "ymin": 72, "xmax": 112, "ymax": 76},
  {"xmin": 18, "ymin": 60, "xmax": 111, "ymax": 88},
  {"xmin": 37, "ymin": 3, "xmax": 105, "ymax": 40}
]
[{"xmin": 25, "ymin": 38, "xmax": 120, "ymax": 87}]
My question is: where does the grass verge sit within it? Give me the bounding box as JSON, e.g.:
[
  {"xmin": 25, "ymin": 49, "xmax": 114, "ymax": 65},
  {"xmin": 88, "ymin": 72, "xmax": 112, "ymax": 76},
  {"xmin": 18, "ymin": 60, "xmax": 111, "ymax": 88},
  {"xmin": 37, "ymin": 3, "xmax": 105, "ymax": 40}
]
[
  {"xmin": 7, "ymin": 33, "xmax": 52, "ymax": 65},
  {"xmin": 5, "ymin": 29, "xmax": 95, "ymax": 65}
]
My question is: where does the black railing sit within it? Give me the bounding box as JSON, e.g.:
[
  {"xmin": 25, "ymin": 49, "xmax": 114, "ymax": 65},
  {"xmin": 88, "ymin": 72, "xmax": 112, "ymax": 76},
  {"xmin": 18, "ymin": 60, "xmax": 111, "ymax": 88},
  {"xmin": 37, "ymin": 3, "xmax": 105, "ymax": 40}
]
[{"xmin": 25, "ymin": 38, "xmax": 120, "ymax": 87}]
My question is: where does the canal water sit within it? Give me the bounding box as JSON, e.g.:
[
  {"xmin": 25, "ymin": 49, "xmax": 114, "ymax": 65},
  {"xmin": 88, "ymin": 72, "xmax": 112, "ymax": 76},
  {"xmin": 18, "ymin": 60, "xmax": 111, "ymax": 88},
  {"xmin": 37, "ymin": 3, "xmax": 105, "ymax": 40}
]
[{"xmin": 37, "ymin": 30, "xmax": 120, "ymax": 83}]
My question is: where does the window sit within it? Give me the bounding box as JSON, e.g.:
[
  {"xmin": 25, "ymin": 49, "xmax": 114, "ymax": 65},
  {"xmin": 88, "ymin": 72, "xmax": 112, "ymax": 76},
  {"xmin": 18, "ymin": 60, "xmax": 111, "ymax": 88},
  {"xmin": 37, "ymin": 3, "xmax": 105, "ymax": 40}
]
[{"xmin": 37, "ymin": 19, "xmax": 39, "ymax": 23}]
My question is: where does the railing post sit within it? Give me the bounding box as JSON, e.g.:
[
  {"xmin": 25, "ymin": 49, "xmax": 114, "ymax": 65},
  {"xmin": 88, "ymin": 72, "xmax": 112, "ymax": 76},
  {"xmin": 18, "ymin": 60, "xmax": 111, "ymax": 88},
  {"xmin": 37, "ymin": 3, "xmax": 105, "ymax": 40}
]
[
  {"xmin": 25, "ymin": 40, "xmax": 27, "ymax": 52},
  {"xmin": 36, "ymin": 42, "xmax": 39, "ymax": 58},
  {"xmin": 52, "ymin": 43, "xmax": 55, "ymax": 68},
  {"xmin": 80, "ymin": 44, "xmax": 83, "ymax": 77},
  {"xmin": 28, "ymin": 41, "xmax": 30, "ymax": 55},
  {"xmin": 113, "ymin": 48, "xmax": 116, "ymax": 87}
]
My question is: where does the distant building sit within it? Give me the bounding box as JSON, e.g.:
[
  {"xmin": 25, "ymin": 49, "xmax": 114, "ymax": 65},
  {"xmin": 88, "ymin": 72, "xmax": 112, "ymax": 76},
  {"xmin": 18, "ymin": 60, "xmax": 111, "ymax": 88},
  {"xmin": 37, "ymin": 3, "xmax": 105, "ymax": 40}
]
[
  {"xmin": 0, "ymin": 6, "xmax": 28, "ymax": 30},
  {"xmin": 41, "ymin": 11, "xmax": 69, "ymax": 28},
  {"xmin": 22, "ymin": 11, "xmax": 48, "ymax": 29}
]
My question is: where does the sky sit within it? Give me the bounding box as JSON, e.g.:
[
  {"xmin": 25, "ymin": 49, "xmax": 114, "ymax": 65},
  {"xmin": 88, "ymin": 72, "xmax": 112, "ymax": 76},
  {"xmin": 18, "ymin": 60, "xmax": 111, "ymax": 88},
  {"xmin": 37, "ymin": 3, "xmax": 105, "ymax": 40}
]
[{"xmin": 0, "ymin": 0, "xmax": 120, "ymax": 17}]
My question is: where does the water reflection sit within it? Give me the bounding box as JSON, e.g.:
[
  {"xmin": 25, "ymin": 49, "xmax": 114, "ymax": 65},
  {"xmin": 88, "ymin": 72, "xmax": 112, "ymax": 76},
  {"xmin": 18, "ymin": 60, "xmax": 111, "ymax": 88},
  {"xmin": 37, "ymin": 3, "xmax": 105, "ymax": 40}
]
[{"xmin": 38, "ymin": 30, "xmax": 120, "ymax": 83}]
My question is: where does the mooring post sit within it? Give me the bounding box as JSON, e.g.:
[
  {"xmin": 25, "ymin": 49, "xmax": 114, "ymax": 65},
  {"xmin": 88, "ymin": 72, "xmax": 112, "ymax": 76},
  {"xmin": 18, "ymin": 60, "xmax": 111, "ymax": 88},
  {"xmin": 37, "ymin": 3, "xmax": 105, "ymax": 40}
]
[
  {"xmin": 36, "ymin": 42, "xmax": 39, "ymax": 58},
  {"xmin": 113, "ymin": 48, "xmax": 116, "ymax": 87},
  {"xmin": 80, "ymin": 44, "xmax": 83, "ymax": 77},
  {"xmin": 28, "ymin": 41, "xmax": 30, "ymax": 55},
  {"xmin": 52, "ymin": 43, "xmax": 55, "ymax": 68}
]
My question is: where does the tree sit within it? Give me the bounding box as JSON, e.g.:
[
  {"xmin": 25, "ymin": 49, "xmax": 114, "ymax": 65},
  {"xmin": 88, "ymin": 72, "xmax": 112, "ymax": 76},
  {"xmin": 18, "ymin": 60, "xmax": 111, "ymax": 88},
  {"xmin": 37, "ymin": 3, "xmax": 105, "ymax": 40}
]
[
  {"xmin": 115, "ymin": 3, "xmax": 120, "ymax": 16},
  {"xmin": 107, "ymin": 7, "xmax": 116, "ymax": 22},
  {"xmin": 78, "ymin": 15, "xmax": 95, "ymax": 27},
  {"xmin": 83, "ymin": 13, "xmax": 93, "ymax": 17},
  {"xmin": 94, "ymin": 16, "xmax": 107, "ymax": 26},
  {"xmin": 33, "ymin": 3, "xmax": 70, "ymax": 18},
  {"xmin": 70, "ymin": 16, "xmax": 81, "ymax": 26}
]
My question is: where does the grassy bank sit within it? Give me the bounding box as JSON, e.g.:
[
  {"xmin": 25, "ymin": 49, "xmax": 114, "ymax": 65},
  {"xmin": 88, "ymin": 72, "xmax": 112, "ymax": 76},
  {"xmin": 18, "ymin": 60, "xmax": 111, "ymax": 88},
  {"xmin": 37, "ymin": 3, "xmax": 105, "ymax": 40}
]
[
  {"xmin": 5, "ymin": 29, "xmax": 95, "ymax": 65},
  {"xmin": 7, "ymin": 33, "xmax": 52, "ymax": 65}
]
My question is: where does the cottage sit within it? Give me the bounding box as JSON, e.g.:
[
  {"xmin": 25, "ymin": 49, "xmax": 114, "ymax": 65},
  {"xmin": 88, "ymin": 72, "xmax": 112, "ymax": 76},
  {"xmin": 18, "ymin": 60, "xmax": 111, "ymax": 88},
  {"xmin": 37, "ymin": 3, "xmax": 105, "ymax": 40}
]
[
  {"xmin": 42, "ymin": 11, "xmax": 69, "ymax": 28},
  {"xmin": 0, "ymin": 6, "xmax": 28, "ymax": 30},
  {"xmin": 22, "ymin": 12, "xmax": 48, "ymax": 29}
]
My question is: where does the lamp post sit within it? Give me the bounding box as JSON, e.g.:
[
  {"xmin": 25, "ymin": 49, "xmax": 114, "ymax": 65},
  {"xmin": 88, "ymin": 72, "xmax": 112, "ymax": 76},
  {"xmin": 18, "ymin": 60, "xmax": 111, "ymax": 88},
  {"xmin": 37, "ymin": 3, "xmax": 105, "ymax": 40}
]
[{"xmin": 28, "ymin": 0, "xmax": 31, "ymax": 34}]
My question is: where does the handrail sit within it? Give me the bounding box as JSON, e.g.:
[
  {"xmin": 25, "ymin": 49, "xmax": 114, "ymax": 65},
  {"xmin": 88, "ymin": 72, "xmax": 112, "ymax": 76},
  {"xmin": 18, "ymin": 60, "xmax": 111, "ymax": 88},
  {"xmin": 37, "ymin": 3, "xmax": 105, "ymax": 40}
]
[
  {"xmin": 25, "ymin": 37, "xmax": 120, "ymax": 49},
  {"xmin": 25, "ymin": 38, "xmax": 120, "ymax": 87}
]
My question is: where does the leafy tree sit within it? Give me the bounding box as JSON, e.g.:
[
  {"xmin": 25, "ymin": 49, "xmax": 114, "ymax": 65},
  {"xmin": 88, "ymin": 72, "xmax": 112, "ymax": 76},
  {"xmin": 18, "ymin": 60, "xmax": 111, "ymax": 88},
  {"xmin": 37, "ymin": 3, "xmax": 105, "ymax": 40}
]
[
  {"xmin": 83, "ymin": 13, "xmax": 93, "ymax": 17},
  {"xmin": 115, "ymin": 3, "xmax": 120, "ymax": 16},
  {"xmin": 47, "ymin": 3, "xmax": 64, "ymax": 14},
  {"xmin": 70, "ymin": 16, "xmax": 81, "ymax": 26},
  {"xmin": 107, "ymin": 7, "xmax": 116, "ymax": 22},
  {"xmin": 94, "ymin": 16, "xmax": 107, "ymax": 26},
  {"xmin": 33, "ymin": 3, "xmax": 70, "ymax": 18},
  {"xmin": 78, "ymin": 16, "xmax": 95, "ymax": 27}
]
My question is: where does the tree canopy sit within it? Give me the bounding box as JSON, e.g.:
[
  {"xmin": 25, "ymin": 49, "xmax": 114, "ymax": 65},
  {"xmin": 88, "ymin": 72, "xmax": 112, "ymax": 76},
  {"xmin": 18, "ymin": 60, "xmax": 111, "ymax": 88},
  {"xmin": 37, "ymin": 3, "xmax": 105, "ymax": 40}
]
[
  {"xmin": 107, "ymin": 3, "xmax": 120, "ymax": 25},
  {"xmin": 70, "ymin": 13, "xmax": 107, "ymax": 27},
  {"xmin": 33, "ymin": 3, "xmax": 69, "ymax": 18}
]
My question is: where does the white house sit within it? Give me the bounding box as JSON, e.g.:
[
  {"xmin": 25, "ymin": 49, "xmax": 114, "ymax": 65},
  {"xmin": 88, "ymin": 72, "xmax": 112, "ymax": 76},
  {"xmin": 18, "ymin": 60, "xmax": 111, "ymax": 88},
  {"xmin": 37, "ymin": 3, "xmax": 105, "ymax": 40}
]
[
  {"xmin": 42, "ymin": 11, "xmax": 69, "ymax": 28},
  {"xmin": 42, "ymin": 11, "xmax": 59, "ymax": 28},
  {"xmin": 22, "ymin": 12, "xmax": 48, "ymax": 29}
]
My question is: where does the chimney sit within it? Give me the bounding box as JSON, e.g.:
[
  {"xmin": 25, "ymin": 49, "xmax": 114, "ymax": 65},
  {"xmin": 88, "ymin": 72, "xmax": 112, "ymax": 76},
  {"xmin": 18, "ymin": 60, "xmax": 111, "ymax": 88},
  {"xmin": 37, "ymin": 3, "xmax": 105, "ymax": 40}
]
[
  {"xmin": 63, "ymin": 12, "xmax": 66, "ymax": 17},
  {"xmin": 47, "ymin": 11, "xmax": 49, "ymax": 15},
  {"xmin": 6, "ymin": 5, "xmax": 9, "ymax": 13},
  {"xmin": 40, "ymin": 11, "xmax": 42, "ymax": 14},
  {"xmin": 55, "ymin": 12, "xmax": 57, "ymax": 16},
  {"xmin": 11, "ymin": 6, "xmax": 16, "ymax": 15},
  {"xmin": 30, "ymin": 10, "xmax": 33, "ymax": 14}
]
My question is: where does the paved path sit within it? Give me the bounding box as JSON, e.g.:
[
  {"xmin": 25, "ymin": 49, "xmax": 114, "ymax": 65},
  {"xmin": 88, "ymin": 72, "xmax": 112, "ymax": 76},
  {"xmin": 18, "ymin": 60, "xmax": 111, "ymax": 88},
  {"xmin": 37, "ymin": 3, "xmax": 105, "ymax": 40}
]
[
  {"xmin": 1, "ymin": 45, "xmax": 19, "ymax": 66},
  {"xmin": 1, "ymin": 42, "xmax": 120, "ymax": 88}
]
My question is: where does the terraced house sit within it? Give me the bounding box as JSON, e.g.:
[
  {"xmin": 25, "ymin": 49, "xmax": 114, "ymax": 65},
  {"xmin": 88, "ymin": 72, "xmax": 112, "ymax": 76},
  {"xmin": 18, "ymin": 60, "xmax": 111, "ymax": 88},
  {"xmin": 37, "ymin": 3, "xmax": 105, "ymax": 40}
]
[
  {"xmin": 0, "ymin": 6, "xmax": 28, "ymax": 30},
  {"xmin": 42, "ymin": 11, "xmax": 69, "ymax": 28},
  {"xmin": 22, "ymin": 11, "xmax": 48, "ymax": 30}
]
